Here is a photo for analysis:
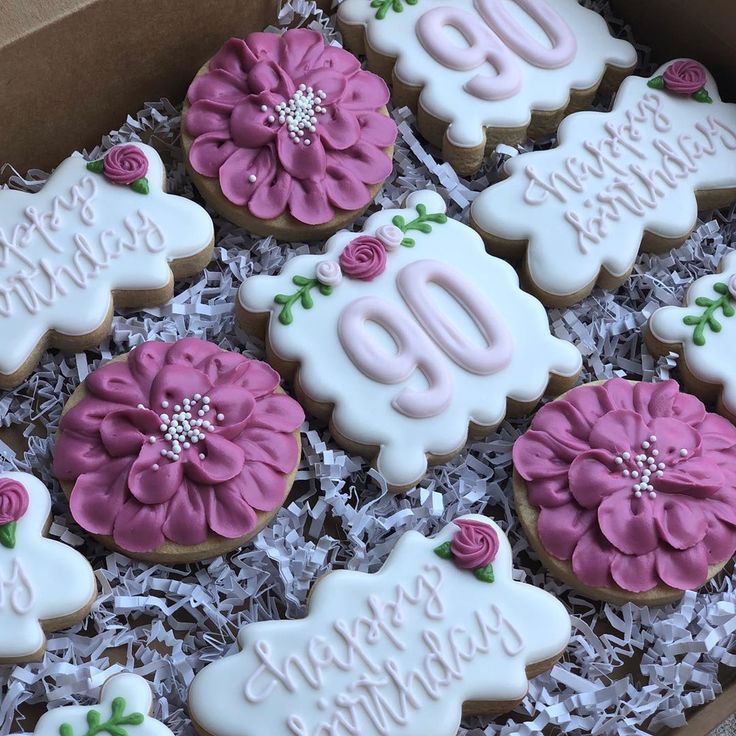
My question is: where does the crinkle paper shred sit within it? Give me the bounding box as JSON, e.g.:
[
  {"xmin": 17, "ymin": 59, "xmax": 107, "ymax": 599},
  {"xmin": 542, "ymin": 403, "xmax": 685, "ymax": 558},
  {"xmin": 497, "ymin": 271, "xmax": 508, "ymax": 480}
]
[{"xmin": 1, "ymin": 1, "xmax": 735, "ymax": 734}]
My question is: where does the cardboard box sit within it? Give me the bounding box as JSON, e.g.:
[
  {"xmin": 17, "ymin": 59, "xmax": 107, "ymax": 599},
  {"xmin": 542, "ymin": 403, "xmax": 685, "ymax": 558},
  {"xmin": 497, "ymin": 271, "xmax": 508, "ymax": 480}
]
[{"xmin": 0, "ymin": 1, "xmax": 734, "ymax": 733}]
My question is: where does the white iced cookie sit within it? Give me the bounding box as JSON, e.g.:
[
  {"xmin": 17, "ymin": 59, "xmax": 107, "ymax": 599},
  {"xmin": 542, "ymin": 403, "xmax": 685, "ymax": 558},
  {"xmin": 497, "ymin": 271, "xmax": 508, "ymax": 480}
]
[
  {"xmin": 648, "ymin": 249, "xmax": 736, "ymax": 423},
  {"xmin": 338, "ymin": 0, "xmax": 636, "ymax": 175},
  {"xmin": 188, "ymin": 515, "xmax": 571, "ymax": 736},
  {"xmin": 0, "ymin": 472, "xmax": 96, "ymax": 663},
  {"xmin": 32, "ymin": 673, "xmax": 173, "ymax": 736},
  {"xmin": 237, "ymin": 190, "xmax": 581, "ymax": 490},
  {"xmin": 0, "ymin": 142, "xmax": 214, "ymax": 388},
  {"xmin": 471, "ymin": 60, "xmax": 736, "ymax": 306}
]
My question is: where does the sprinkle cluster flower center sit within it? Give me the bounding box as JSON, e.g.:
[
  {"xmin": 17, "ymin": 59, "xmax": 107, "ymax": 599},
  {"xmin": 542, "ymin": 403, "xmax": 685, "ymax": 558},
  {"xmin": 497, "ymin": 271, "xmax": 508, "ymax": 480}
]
[
  {"xmin": 613, "ymin": 435, "xmax": 689, "ymax": 498},
  {"xmin": 264, "ymin": 84, "xmax": 327, "ymax": 147}
]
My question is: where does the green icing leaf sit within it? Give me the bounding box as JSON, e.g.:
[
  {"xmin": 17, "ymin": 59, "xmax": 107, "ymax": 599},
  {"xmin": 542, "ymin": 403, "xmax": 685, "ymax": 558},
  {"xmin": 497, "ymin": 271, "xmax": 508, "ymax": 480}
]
[
  {"xmin": 371, "ymin": 0, "xmax": 416, "ymax": 19},
  {"xmin": 683, "ymin": 281, "xmax": 735, "ymax": 346},
  {"xmin": 401, "ymin": 237, "xmax": 415, "ymax": 247},
  {"xmin": 59, "ymin": 725, "xmax": 74, "ymax": 736},
  {"xmin": 474, "ymin": 563, "xmax": 495, "ymax": 583},
  {"xmin": 647, "ymin": 76, "xmax": 665, "ymax": 90},
  {"xmin": 0, "ymin": 521, "xmax": 16, "ymax": 549},
  {"xmin": 433, "ymin": 541, "xmax": 453, "ymax": 560},
  {"xmin": 56, "ymin": 699, "xmax": 146, "ymax": 736},
  {"xmin": 129, "ymin": 177, "xmax": 149, "ymax": 195},
  {"xmin": 693, "ymin": 88, "xmax": 713, "ymax": 104},
  {"xmin": 392, "ymin": 203, "xmax": 448, "ymax": 241},
  {"xmin": 86, "ymin": 159, "xmax": 104, "ymax": 173},
  {"xmin": 274, "ymin": 276, "xmax": 331, "ymax": 326}
]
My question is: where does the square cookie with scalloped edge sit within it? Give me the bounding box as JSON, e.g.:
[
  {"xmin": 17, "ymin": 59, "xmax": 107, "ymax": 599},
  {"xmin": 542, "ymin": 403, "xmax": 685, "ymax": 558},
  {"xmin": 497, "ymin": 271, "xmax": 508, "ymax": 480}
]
[
  {"xmin": 237, "ymin": 189, "xmax": 581, "ymax": 490},
  {"xmin": 337, "ymin": 0, "xmax": 636, "ymax": 175}
]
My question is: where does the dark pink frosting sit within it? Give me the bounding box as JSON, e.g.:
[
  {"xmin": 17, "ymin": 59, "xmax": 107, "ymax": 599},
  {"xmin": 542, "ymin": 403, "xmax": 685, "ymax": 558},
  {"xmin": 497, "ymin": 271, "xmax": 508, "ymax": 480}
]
[
  {"xmin": 53, "ymin": 338, "xmax": 304, "ymax": 554},
  {"xmin": 185, "ymin": 29, "xmax": 396, "ymax": 225},
  {"xmin": 663, "ymin": 60, "xmax": 707, "ymax": 95},
  {"xmin": 451, "ymin": 519, "xmax": 499, "ymax": 569},
  {"xmin": 513, "ymin": 379, "xmax": 736, "ymax": 593},
  {"xmin": 339, "ymin": 236, "xmax": 387, "ymax": 280},
  {"xmin": 103, "ymin": 145, "xmax": 148, "ymax": 185},
  {"xmin": 0, "ymin": 479, "xmax": 29, "ymax": 525}
]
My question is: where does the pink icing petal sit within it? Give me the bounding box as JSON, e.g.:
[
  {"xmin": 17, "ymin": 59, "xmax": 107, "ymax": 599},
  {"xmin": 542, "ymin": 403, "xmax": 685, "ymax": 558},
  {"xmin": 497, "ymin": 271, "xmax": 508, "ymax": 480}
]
[
  {"xmin": 320, "ymin": 45, "xmax": 361, "ymax": 75},
  {"xmin": 207, "ymin": 384, "xmax": 256, "ymax": 436},
  {"xmin": 229, "ymin": 92, "xmax": 279, "ymax": 148},
  {"xmin": 165, "ymin": 337, "xmax": 223, "ymax": 367},
  {"xmin": 278, "ymin": 29, "xmax": 328, "ymax": 77},
  {"xmin": 224, "ymin": 360, "xmax": 281, "ymax": 398},
  {"xmin": 112, "ymin": 497, "xmax": 167, "ymax": 554},
  {"xmin": 250, "ymin": 394, "xmax": 305, "ymax": 433},
  {"xmin": 276, "ymin": 127, "xmax": 327, "ymax": 179},
  {"xmin": 568, "ymin": 449, "xmax": 628, "ymax": 509},
  {"xmin": 53, "ymin": 431, "xmax": 111, "ymax": 478},
  {"xmin": 99, "ymin": 408, "xmax": 161, "ymax": 457},
  {"xmin": 647, "ymin": 417, "xmax": 701, "ymax": 464},
  {"xmin": 128, "ymin": 445, "xmax": 184, "ymax": 505},
  {"xmin": 703, "ymin": 517, "xmax": 736, "ymax": 564},
  {"xmin": 530, "ymin": 399, "xmax": 592, "ymax": 452},
  {"xmin": 588, "ymin": 410, "xmax": 649, "ymax": 454},
  {"xmin": 655, "ymin": 542, "xmax": 709, "ymax": 590},
  {"xmin": 86, "ymin": 361, "xmax": 147, "ymax": 407},
  {"xmin": 655, "ymin": 456, "xmax": 723, "ymax": 498},
  {"xmin": 184, "ymin": 434, "xmax": 245, "ymax": 484},
  {"xmin": 708, "ymin": 495, "xmax": 736, "ymax": 525},
  {"xmin": 654, "ymin": 495, "xmax": 707, "ymax": 550},
  {"xmin": 69, "ymin": 457, "xmax": 134, "ymax": 535},
  {"xmin": 202, "ymin": 483, "xmax": 258, "ymax": 538},
  {"xmin": 244, "ymin": 32, "xmax": 282, "ymax": 63},
  {"xmin": 526, "ymin": 476, "xmax": 572, "ymax": 508},
  {"xmin": 197, "ymin": 350, "xmax": 247, "ymax": 383},
  {"xmin": 248, "ymin": 60, "xmax": 294, "ymax": 98},
  {"xmin": 598, "ymin": 493, "xmax": 659, "ymax": 555},
  {"xmin": 610, "ymin": 551, "xmax": 659, "ymax": 593},
  {"xmin": 59, "ymin": 396, "xmax": 130, "ymax": 438},
  {"xmin": 161, "ymin": 479, "xmax": 209, "ymax": 546},
  {"xmin": 187, "ymin": 68, "xmax": 249, "ymax": 105},
  {"xmin": 188, "ymin": 132, "xmax": 240, "ymax": 178},
  {"xmin": 602, "ymin": 377, "xmax": 636, "ymax": 411},
  {"xmin": 209, "ymin": 37, "xmax": 258, "ymax": 76},
  {"xmin": 324, "ymin": 166, "xmax": 371, "ymax": 211},
  {"xmin": 235, "ymin": 462, "xmax": 288, "ymax": 512},
  {"xmin": 340, "ymin": 70, "xmax": 390, "ymax": 110},
  {"xmin": 128, "ymin": 341, "xmax": 170, "ymax": 398},
  {"xmin": 219, "ymin": 146, "xmax": 277, "ymax": 206},
  {"xmin": 633, "ymin": 380, "xmax": 677, "ymax": 421},
  {"xmin": 248, "ymin": 168, "xmax": 292, "ymax": 220},
  {"xmin": 150, "ymin": 365, "xmax": 212, "ymax": 412},
  {"xmin": 319, "ymin": 107, "xmax": 362, "ymax": 151},
  {"xmin": 571, "ymin": 527, "xmax": 615, "ymax": 588},
  {"xmin": 564, "ymin": 383, "xmax": 616, "ymax": 422},
  {"xmin": 537, "ymin": 504, "xmax": 595, "ymax": 559},
  {"xmin": 356, "ymin": 111, "xmax": 398, "ymax": 148},
  {"xmin": 287, "ymin": 178, "xmax": 334, "ymax": 225},
  {"xmin": 185, "ymin": 99, "xmax": 232, "ymax": 137},
  {"xmin": 234, "ymin": 426, "xmax": 300, "ymax": 473},
  {"xmin": 699, "ymin": 413, "xmax": 736, "ymax": 450},
  {"xmin": 669, "ymin": 389, "xmax": 706, "ymax": 425},
  {"xmin": 328, "ymin": 142, "xmax": 393, "ymax": 184},
  {"xmin": 512, "ymin": 429, "xmax": 575, "ymax": 480},
  {"xmin": 300, "ymin": 69, "xmax": 349, "ymax": 101}
]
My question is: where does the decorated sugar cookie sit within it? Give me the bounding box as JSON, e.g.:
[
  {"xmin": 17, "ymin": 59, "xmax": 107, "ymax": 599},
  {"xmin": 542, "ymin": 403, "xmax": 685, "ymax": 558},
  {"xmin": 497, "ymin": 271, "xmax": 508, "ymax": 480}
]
[
  {"xmin": 0, "ymin": 472, "xmax": 96, "ymax": 664},
  {"xmin": 0, "ymin": 142, "xmax": 214, "ymax": 388},
  {"xmin": 338, "ymin": 0, "xmax": 636, "ymax": 175},
  {"xmin": 648, "ymin": 250, "xmax": 736, "ymax": 423},
  {"xmin": 188, "ymin": 516, "xmax": 571, "ymax": 736},
  {"xmin": 53, "ymin": 338, "xmax": 304, "ymax": 563},
  {"xmin": 183, "ymin": 29, "xmax": 396, "ymax": 242},
  {"xmin": 32, "ymin": 673, "xmax": 173, "ymax": 736},
  {"xmin": 512, "ymin": 379, "xmax": 736, "ymax": 605},
  {"xmin": 471, "ymin": 60, "xmax": 736, "ymax": 306},
  {"xmin": 237, "ymin": 190, "xmax": 582, "ymax": 490}
]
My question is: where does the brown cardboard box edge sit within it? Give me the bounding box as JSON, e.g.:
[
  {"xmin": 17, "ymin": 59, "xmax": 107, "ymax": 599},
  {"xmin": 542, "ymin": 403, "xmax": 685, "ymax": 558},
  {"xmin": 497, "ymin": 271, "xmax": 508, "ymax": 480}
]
[{"xmin": 0, "ymin": 0, "xmax": 277, "ymax": 173}]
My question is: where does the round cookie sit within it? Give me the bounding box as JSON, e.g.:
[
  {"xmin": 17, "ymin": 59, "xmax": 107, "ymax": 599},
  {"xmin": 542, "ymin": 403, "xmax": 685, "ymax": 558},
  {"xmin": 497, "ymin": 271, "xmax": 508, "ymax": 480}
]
[
  {"xmin": 182, "ymin": 29, "xmax": 397, "ymax": 242},
  {"xmin": 53, "ymin": 337, "xmax": 304, "ymax": 563},
  {"xmin": 512, "ymin": 378, "xmax": 736, "ymax": 605}
]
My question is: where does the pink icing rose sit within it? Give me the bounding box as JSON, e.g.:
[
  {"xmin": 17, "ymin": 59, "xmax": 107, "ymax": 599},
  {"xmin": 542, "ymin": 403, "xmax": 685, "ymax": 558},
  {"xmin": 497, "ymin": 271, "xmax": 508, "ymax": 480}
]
[
  {"xmin": 375, "ymin": 224, "xmax": 404, "ymax": 251},
  {"xmin": 729, "ymin": 274, "xmax": 736, "ymax": 300},
  {"xmin": 53, "ymin": 338, "xmax": 305, "ymax": 555},
  {"xmin": 315, "ymin": 260, "xmax": 342, "ymax": 287},
  {"xmin": 513, "ymin": 379, "xmax": 736, "ymax": 593},
  {"xmin": 451, "ymin": 519, "xmax": 499, "ymax": 569},
  {"xmin": 663, "ymin": 60, "xmax": 707, "ymax": 95},
  {"xmin": 339, "ymin": 236, "xmax": 387, "ymax": 280},
  {"xmin": 0, "ymin": 479, "xmax": 29, "ymax": 525},
  {"xmin": 103, "ymin": 144, "xmax": 149, "ymax": 185},
  {"xmin": 185, "ymin": 29, "xmax": 396, "ymax": 226}
]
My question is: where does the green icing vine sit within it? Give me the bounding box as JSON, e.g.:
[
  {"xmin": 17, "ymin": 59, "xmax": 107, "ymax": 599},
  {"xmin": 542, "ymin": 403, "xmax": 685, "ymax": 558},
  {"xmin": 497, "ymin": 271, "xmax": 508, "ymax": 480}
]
[
  {"xmin": 58, "ymin": 698, "xmax": 145, "ymax": 736},
  {"xmin": 682, "ymin": 281, "xmax": 735, "ymax": 346},
  {"xmin": 275, "ymin": 277, "xmax": 333, "ymax": 326},
  {"xmin": 391, "ymin": 202, "xmax": 448, "ymax": 247},
  {"xmin": 0, "ymin": 521, "xmax": 17, "ymax": 549},
  {"xmin": 371, "ymin": 0, "xmax": 418, "ymax": 20}
]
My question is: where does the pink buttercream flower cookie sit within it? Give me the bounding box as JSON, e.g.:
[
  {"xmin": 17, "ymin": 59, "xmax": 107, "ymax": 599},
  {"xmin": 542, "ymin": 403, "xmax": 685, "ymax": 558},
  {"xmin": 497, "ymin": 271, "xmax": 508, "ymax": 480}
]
[
  {"xmin": 53, "ymin": 338, "xmax": 304, "ymax": 563},
  {"xmin": 512, "ymin": 378, "xmax": 736, "ymax": 605},
  {"xmin": 182, "ymin": 29, "xmax": 396, "ymax": 242}
]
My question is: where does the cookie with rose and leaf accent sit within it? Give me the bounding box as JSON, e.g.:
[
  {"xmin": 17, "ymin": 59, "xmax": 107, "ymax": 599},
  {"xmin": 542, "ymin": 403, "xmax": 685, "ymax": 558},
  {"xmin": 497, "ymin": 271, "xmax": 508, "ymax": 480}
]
[
  {"xmin": 237, "ymin": 189, "xmax": 581, "ymax": 491},
  {"xmin": 188, "ymin": 516, "xmax": 571, "ymax": 736},
  {"xmin": 647, "ymin": 250, "xmax": 736, "ymax": 425}
]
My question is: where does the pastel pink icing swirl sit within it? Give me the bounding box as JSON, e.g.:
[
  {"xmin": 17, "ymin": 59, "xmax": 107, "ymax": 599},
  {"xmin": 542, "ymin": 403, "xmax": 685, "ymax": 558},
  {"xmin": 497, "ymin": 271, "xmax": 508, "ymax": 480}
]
[
  {"xmin": 513, "ymin": 379, "xmax": 736, "ymax": 593},
  {"xmin": 339, "ymin": 236, "xmax": 387, "ymax": 280},
  {"xmin": 103, "ymin": 144, "xmax": 149, "ymax": 185},
  {"xmin": 53, "ymin": 338, "xmax": 304, "ymax": 554},
  {"xmin": 0, "ymin": 479, "xmax": 29, "ymax": 525},
  {"xmin": 663, "ymin": 60, "xmax": 707, "ymax": 95},
  {"xmin": 451, "ymin": 519, "xmax": 499, "ymax": 569},
  {"xmin": 185, "ymin": 29, "xmax": 396, "ymax": 225}
]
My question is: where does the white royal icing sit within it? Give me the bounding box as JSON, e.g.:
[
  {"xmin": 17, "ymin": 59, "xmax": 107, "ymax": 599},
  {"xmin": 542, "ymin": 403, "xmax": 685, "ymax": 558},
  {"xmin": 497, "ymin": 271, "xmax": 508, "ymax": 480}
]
[
  {"xmin": 471, "ymin": 61, "xmax": 736, "ymax": 299},
  {"xmin": 649, "ymin": 249, "xmax": 736, "ymax": 417},
  {"xmin": 32, "ymin": 673, "xmax": 174, "ymax": 736},
  {"xmin": 188, "ymin": 515, "xmax": 571, "ymax": 736},
  {"xmin": 238, "ymin": 190, "xmax": 581, "ymax": 488},
  {"xmin": 0, "ymin": 472, "xmax": 96, "ymax": 660},
  {"xmin": 0, "ymin": 142, "xmax": 213, "ymax": 375},
  {"xmin": 337, "ymin": 0, "xmax": 636, "ymax": 148}
]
